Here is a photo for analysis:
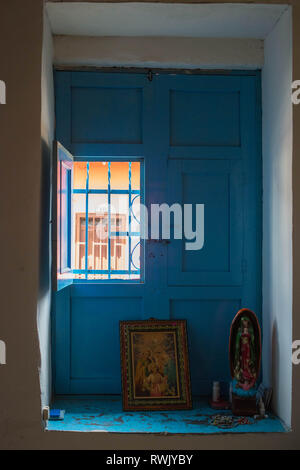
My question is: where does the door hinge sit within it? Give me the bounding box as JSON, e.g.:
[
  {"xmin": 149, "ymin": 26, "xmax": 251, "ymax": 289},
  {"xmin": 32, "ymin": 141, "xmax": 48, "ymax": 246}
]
[{"xmin": 147, "ymin": 70, "xmax": 153, "ymax": 82}]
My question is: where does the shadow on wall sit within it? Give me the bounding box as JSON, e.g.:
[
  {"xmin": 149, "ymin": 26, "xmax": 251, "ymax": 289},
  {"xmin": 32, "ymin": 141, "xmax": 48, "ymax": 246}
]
[
  {"xmin": 271, "ymin": 321, "xmax": 279, "ymax": 414},
  {"xmin": 37, "ymin": 138, "xmax": 52, "ymax": 408},
  {"xmin": 39, "ymin": 138, "xmax": 51, "ymax": 297}
]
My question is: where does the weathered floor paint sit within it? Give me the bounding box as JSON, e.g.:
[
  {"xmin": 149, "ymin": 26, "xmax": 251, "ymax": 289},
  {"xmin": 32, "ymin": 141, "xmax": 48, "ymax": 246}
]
[{"xmin": 46, "ymin": 397, "xmax": 286, "ymax": 433}]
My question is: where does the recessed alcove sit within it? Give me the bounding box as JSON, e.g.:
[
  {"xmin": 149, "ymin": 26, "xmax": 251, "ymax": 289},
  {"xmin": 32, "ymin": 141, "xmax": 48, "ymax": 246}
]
[{"xmin": 40, "ymin": 2, "xmax": 293, "ymax": 434}]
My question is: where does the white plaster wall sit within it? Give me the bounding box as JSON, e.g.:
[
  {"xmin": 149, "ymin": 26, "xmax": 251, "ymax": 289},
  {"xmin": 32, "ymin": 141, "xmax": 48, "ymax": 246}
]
[
  {"xmin": 38, "ymin": 9, "xmax": 54, "ymax": 408},
  {"xmin": 41, "ymin": 12, "xmax": 55, "ymax": 145},
  {"xmin": 53, "ymin": 36, "xmax": 264, "ymax": 70},
  {"xmin": 262, "ymin": 7, "xmax": 293, "ymax": 426},
  {"xmin": 46, "ymin": 2, "xmax": 286, "ymax": 39}
]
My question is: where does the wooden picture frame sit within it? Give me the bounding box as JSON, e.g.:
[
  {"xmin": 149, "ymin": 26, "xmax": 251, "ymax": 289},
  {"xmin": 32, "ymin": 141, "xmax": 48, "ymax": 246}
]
[{"xmin": 120, "ymin": 319, "xmax": 192, "ymax": 411}]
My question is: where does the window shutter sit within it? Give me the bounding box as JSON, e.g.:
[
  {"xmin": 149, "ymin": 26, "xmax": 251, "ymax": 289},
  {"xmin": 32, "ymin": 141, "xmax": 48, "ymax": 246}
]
[{"xmin": 52, "ymin": 141, "xmax": 74, "ymax": 291}]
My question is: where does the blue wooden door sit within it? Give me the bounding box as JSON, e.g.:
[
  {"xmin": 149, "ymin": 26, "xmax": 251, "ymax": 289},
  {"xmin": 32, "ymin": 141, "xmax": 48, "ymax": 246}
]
[{"xmin": 53, "ymin": 71, "xmax": 261, "ymax": 396}]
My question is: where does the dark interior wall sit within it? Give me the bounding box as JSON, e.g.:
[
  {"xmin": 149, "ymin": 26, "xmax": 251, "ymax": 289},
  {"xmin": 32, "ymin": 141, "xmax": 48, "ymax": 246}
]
[
  {"xmin": 0, "ymin": 0, "xmax": 300, "ymax": 449},
  {"xmin": 39, "ymin": 7, "xmax": 54, "ymax": 411},
  {"xmin": 0, "ymin": 0, "xmax": 45, "ymax": 446}
]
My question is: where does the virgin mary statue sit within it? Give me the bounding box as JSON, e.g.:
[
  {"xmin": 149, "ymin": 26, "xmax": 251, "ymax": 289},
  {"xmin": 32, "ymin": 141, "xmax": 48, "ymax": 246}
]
[
  {"xmin": 229, "ymin": 309, "xmax": 261, "ymax": 398},
  {"xmin": 234, "ymin": 317, "xmax": 257, "ymax": 390}
]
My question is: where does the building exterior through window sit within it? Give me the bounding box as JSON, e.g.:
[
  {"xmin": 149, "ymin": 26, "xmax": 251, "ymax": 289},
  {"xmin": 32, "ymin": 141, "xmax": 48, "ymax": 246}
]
[{"xmin": 72, "ymin": 161, "xmax": 141, "ymax": 280}]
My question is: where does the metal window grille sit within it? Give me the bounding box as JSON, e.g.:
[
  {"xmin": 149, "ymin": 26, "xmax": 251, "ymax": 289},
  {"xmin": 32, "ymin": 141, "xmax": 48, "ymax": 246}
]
[{"xmin": 73, "ymin": 162, "xmax": 141, "ymax": 280}]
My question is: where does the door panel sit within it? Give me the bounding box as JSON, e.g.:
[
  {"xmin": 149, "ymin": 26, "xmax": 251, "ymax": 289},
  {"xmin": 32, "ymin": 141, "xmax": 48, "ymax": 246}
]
[
  {"xmin": 171, "ymin": 299, "xmax": 241, "ymax": 395},
  {"xmin": 170, "ymin": 90, "xmax": 240, "ymax": 147},
  {"xmin": 71, "ymin": 87, "xmax": 143, "ymax": 144},
  {"xmin": 167, "ymin": 159, "xmax": 243, "ymax": 286},
  {"xmin": 70, "ymin": 297, "xmax": 142, "ymax": 394},
  {"xmin": 55, "ymin": 71, "xmax": 148, "ymax": 157},
  {"xmin": 161, "ymin": 75, "xmax": 244, "ymax": 160}
]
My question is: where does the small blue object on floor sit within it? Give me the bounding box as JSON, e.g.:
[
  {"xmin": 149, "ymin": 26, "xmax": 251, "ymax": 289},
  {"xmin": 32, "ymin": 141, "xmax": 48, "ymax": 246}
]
[
  {"xmin": 46, "ymin": 397, "xmax": 287, "ymax": 434},
  {"xmin": 49, "ymin": 409, "xmax": 65, "ymax": 421}
]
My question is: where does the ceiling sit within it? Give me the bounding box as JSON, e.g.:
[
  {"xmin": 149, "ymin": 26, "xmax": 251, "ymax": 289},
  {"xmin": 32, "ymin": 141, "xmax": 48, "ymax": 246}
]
[{"xmin": 46, "ymin": 2, "xmax": 288, "ymax": 39}]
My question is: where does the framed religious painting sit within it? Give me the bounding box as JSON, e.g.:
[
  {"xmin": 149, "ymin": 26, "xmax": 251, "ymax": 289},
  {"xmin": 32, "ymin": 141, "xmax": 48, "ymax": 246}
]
[{"xmin": 120, "ymin": 319, "xmax": 192, "ymax": 411}]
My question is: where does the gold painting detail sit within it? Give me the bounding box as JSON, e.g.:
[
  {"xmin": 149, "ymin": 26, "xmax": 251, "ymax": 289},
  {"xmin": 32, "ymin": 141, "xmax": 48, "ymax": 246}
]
[{"xmin": 131, "ymin": 332, "xmax": 180, "ymax": 399}]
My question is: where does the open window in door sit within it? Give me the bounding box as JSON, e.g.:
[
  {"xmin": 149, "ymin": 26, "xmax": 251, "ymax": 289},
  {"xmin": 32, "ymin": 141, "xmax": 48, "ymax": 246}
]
[{"xmin": 52, "ymin": 141, "xmax": 142, "ymax": 289}]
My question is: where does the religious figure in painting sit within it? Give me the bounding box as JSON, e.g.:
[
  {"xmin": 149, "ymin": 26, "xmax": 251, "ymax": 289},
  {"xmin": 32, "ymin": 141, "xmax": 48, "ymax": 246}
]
[
  {"xmin": 134, "ymin": 349, "xmax": 154, "ymax": 393},
  {"xmin": 132, "ymin": 331, "xmax": 180, "ymax": 399},
  {"xmin": 146, "ymin": 364, "xmax": 168, "ymax": 397}
]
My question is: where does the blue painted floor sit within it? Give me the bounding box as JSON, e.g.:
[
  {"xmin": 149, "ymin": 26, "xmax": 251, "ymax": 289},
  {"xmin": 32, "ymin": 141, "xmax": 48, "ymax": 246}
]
[{"xmin": 46, "ymin": 397, "xmax": 286, "ymax": 434}]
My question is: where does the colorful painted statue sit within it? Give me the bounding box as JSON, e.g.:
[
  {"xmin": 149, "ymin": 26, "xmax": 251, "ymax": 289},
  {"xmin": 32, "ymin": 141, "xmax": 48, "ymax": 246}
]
[{"xmin": 229, "ymin": 309, "xmax": 261, "ymax": 398}]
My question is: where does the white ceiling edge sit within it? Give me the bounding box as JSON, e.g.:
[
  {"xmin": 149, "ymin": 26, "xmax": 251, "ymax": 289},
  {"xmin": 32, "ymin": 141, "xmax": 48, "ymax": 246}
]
[
  {"xmin": 53, "ymin": 36, "xmax": 264, "ymax": 70},
  {"xmin": 46, "ymin": 2, "xmax": 288, "ymax": 39}
]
